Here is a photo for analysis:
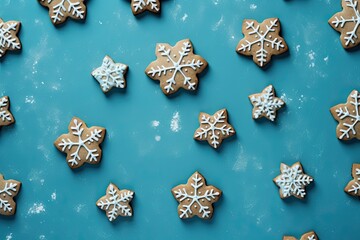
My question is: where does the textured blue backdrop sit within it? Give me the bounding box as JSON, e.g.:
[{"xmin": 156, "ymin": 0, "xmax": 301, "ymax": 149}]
[{"xmin": 1, "ymin": 0, "xmax": 359, "ymax": 239}]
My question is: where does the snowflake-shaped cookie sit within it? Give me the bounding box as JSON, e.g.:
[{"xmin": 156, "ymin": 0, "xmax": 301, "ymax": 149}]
[
  {"xmin": 273, "ymin": 162, "xmax": 314, "ymax": 199},
  {"xmin": 91, "ymin": 55, "xmax": 128, "ymax": 93},
  {"xmin": 236, "ymin": 18, "xmax": 288, "ymax": 67},
  {"xmin": 171, "ymin": 171, "xmax": 222, "ymax": 219},
  {"xmin": 0, "ymin": 174, "xmax": 21, "ymax": 216},
  {"xmin": 38, "ymin": 0, "xmax": 87, "ymax": 25},
  {"xmin": 145, "ymin": 39, "xmax": 208, "ymax": 95},
  {"xmin": 194, "ymin": 108, "xmax": 235, "ymax": 149},
  {"xmin": 345, "ymin": 163, "xmax": 360, "ymax": 197},
  {"xmin": 131, "ymin": 0, "xmax": 160, "ymax": 15},
  {"xmin": 97, "ymin": 183, "xmax": 134, "ymax": 222},
  {"xmin": 329, "ymin": 0, "xmax": 360, "ymax": 49},
  {"xmin": 0, "ymin": 96, "xmax": 15, "ymax": 128},
  {"xmin": 54, "ymin": 117, "xmax": 106, "ymax": 169},
  {"xmin": 283, "ymin": 231, "xmax": 319, "ymax": 240},
  {"xmin": 330, "ymin": 89, "xmax": 360, "ymax": 140},
  {"xmin": 249, "ymin": 85, "xmax": 285, "ymax": 121},
  {"xmin": 0, "ymin": 19, "xmax": 21, "ymax": 59}
]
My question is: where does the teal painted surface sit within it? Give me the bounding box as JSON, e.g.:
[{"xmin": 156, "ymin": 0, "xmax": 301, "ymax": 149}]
[{"xmin": 0, "ymin": 0, "xmax": 359, "ymax": 239}]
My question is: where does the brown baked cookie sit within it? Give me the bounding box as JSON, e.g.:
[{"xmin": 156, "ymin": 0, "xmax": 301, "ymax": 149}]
[
  {"xmin": 236, "ymin": 18, "xmax": 288, "ymax": 67},
  {"xmin": 329, "ymin": 0, "xmax": 360, "ymax": 49},
  {"xmin": 145, "ymin": 39, "xmax": 208, "ymax": 95},
  {"xmin": 194, "ymin": 108, "xmax": 235, "ymax": 149},
  {"xmin": 38, "ymin": 0, "xmax": 87, "ymax": 25},
  {"xmin": 249, "ymin": 85, "xmax": 285, "ymax": 121},
  {"xmin": 131, "ymin": 0, "xmax": 160, "ymax": 15},
  {"xmin": 54, "ymin": 117, "xmax": 106, "ymax": 169},
  {"xmin": 171, "ymin": 171, "xmax": 222, "ymax": 220},
  {"xmin": 0, "ymin": 96, "xmax": 15, "ymax": 128},
  {"xmin": 283, "ymin": 231, "xmax": 319, "ymax": 240},
  {"xmin": 97, "ymin": 183, "xmax": 134, "ymax": 222},
  {"xmin": 330, "ymin": 89, "xmax": 360, "ymax": 140},
  {"xmin": 0, "ymin": 174, "xmax": 21, "ymax": 216},
  {"xmin": 0, "ymin": 19, "xmax": 21, "ymax": 59},
  {"xmin": 345, "ymin": 163, "xmax": 360, "ymax": 197}
]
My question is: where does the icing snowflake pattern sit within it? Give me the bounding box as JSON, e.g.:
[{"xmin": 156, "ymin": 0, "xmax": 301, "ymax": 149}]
[
  {"xmin": 0, "ymin": 174, "xmax": 21, "ymax": 216},
  {"xmin": 236, "ymin": 18, "xmax": 288, "ymax": 67},
  {"xmin": 0, "ymin": 96, "xmax": 15, "ymax": 127},
  {"xmin": 0, "ymin": 19, "xmax": 21, "ymax": 58},
  {"xmin": 38, "ymin": 0, "xmax": 86, "ymax": 25},
  {"xmin": 329, "ymin": 0, "xmax": 360, "ymax": 49},
  {"xmin": 330, "ymin": 90, "xmax": 360, "ymax": 140},
  {"xmin": 97, "ymin": 183, "xmax": 134, "ymax": 222},
  {"xmin": 92, "ymin": 55, "xmax": 128, "ymax": 93},
  {"xmin": 171, "ymin": 172, "xmax": 222, "ymax": 219},
  {"xmin": 273, "ymin": 162, "xmax": 314, "ymax": 199},
  {"xmin": 345, "ymin": 163, "xmax": 360, "ymax": 197},
  {"xmin": 194, "ymin": 109, "xmax": 235, "ymax": 149},
  {"xmin": 283, "ymin": 231, "xmax": 319, "ymax": 240},
  {"xmin": 54, "ymin": 117, "xmax": 106, "ymax": 169},
  {"xmin": 146, "ymin": 39, "xmax": 208, "ymax": 95},
  {"xmin": 131, "ymin": 0, "xmax": 160, "ymax": 15},
  {"xmin": 249, "ymin": 85, "xmax": 285, "ymax": 121}
]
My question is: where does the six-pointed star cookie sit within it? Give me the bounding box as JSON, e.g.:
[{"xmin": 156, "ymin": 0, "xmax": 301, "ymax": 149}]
[
  {"xmin": 0, "ymin": 18, "xmax": 21, "ymax": 59},
  {"xmin": 131, "ymin": 0, "xmax": 160, "ymax": 15},
  {"xmin": 0, "ymin": 96, "xmax": 15, "ymax": 128},
  {"xmin": 345, "ymin": 163, "xmax": 360, "ymax": 197},
  {"xmin": 249, "ymin": 85, "xmax": 285, "ymax": 121},
  {"xmin": 330, "ymin": 89, "xmax": 360, "ymax": 140},
  {"xmin": 194, "ymin": 108, "xmax": 235, "ymax": 149},
  {"xmin": 236, "ymin": 18, "xmax": 288, "ymax": 67},
  {"xmin": 145, "ymin": 39, "xmax": 208, "ymax": 95},
  {"xmin": 329, "ymin": 0, "xmax": 360, "ymax": 49},
  {"xmin": 38, "ymin": 0, "xmax": 87, "ymax": 25},
  {"xmin": 171, "ymin": 171, "xmax": 222, "ymax": 219},
  {"xmin": 273, "ymin": 162, "xmax": 314, "ymax": 199},
  {"xmin": 283, "ymin": 231, "xmax": 319, "ymax": 240},
  {"xmin": 54, "ymin": 117, "xmax": 106, "ymax": 169},
  {"xmin": 0, "ymin": 174, "xmax": 21, "ymax": 216},
  {"xmin": 97, "ymin": 183, "xmax": 134, "ymax": 222},
  {"xmin": 91, "ymin": 55, "xmax": 128, "ymax": 93}
]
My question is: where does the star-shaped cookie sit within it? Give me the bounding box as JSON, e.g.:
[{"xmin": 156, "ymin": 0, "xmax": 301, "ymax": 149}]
[
  {"xmin": 54, "ymin": 117, "xmax": 106, "ymax": 169},
  {"xmin": 0, "ymin": 19, "xmax": 21, "ymax": 59},
  {"xmin": 0, "ymin": 96, "xmax": 15, "ymax": 128},
  {"xmin": 194, "ymin": 108, "xmax": 235, "ymax": 149},
  {"xmin": 171, "ymin": 171, "xmax": 222, "ymax": 220},
  {"xmin": 345, "ymin": 163, "xmax": 360, "ymax": 197},
  {"xmin": 249, "ymin": 85, "xmax": 285, "ymax": 121},
  {"xmin": 329, "ymin": 0, "xmax": 360, "ymax": 49},
  {"xmin": 96, "ymin": 183, "xmax": 134, "ymax": 222},
  {"xmin": 131, "ymin": 0, "xmax": 160, "ymax": 15},
  {"xmin": 91, "ymin": 55, "xmax": 128, "ymax": 93},
  {"xmin": 38, "ymin": 0, "xmax": 87, "ymax": 25},
  {"xmin": 330, "ymin": 89, "xmax": 360, "ymax": 140},
  {"xmin": 236, "ymin": 18, "xmax": 288, "ymax": 67},
  {"xmin": 273, "ymin": 162, "xmax": 314, "ymax": 199},
  {"xmin": 283, "ymin": 231, "xmax": 319, "ymax": 240},
  {"xmin": 0, "ymin": 174, "xmax": 21, "ymax": 216}
]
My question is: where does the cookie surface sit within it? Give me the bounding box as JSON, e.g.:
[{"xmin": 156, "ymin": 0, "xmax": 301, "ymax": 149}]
[
  {"xmin": 145, "ymin": 39, "xmax": 208, "ymax": 95},
  {"xmin": 345, "ymin": 163, "xmax": 360, "ymax": 197},
  {"xmin": 131, "ymin": 0, "xmax": 160, "ymax": 15},
  {"xmin": 0, "ymin": 96, "xmax": 15, "ymax": 128},
  {"xmin": 54, "ymin": 117, "xmax": 106, "ymax": 169},
  {"xmin": 329, "ymin": 0, "xmax": 360, "ymax": 49},
  {"xmin": 236, "ymin": 18, "xmax": 288, "ymax": 67},
  {"xmin": 0, "ymin": 19, "xmax": 21, "ymax": 59},
  {"xmin": 283, "ymin": 231, "xmax": 319, "ymax": 240},
  {"xmin": 171, "ymin": 171, "xmax": 222, "ymax": 219},
  {"xmin": 0, "ymin": 174, "xmax": 21, "ymax": 216}
]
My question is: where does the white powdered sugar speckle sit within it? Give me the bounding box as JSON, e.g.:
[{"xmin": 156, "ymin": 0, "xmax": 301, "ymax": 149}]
[
  {"xmin": 170, "ymin": 112, "xmax": 181, "ymax": 132},
  {"xmin": 151, "ymin": 120, "xmax": 160, "ymax": 128},
  {"xmin": 28, "ymin": 203, "xmax": 46, "ymax": 215}
]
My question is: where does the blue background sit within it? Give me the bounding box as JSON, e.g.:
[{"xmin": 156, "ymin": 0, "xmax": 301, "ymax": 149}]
[{"xmin": 1, "ymin": 0, "xmax": 359, "ymax": 239}]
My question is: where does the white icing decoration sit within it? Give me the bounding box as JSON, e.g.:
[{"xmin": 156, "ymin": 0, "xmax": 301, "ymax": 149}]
[
  {"xmin": 40, "ymin": 0, "xmax": 85, "ymax": 24},
  {"xmin": 132, "ymin": 0, "xmax": 159, "ymax": 13},
  {"xmin": 0, "ymin": 182, "xmax": 18, "ymax": 212},
  {"xmin": 348, "ymin": 168, "xmax": 360, "ymax": 194},
  {"xmin": 0, "ymin": 20, "xmax": 21, "ymax": 57},
  {"xmin": 0, "ymin": 97, "xmax": 12, "ymax": 123},
  {"xmin": 307, "ymin": 235, "xmax": 316, "ymax": 240}
]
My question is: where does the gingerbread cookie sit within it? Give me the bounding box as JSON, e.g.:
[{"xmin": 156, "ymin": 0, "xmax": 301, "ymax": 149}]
[
  {"xmin": 345, "ymin": 163, "xmax": 360, "ymax": 197},
  {"xmin": 38, "ymin": 0, "xmax": 87, "ymax": 25},
  {"xmin": 283, "ymin": 231, "xmax": 319, "ymax": 240},
  {"xmin": 0, "ymin": 19, "xmax": 21, "ymax": 59},
  {"xmin": 171, "ymin": 171, "xmax": 222, "ymax": 219},
  {"xmin": 329, "ymin": 0, "xmax": 360, "ymax": 49},
  {"xmin": 54, "ymin": 117, "xmax": 106, "ymax": 169},
  {"xmin": 0, "ymin": 174, "xmax": 21, "ymax": 216},
  {"xmin": 145, "ymin": 39, "xmax": 208, "ymax": 95},
  {"xmin": 273, "ymin": 162, "xmax": 314, "ymax": 199},
  {"xmin": 249, "ymin": 85, "xmax": 285, "ymax": 121},
  {"xmin": 236, "ymin": 18, "xmax": 288, "ymax": 67},
  {"xmin": 131, "ymin": 0, "xmax": 160, "ymax": 15},
  {"xmin": 97, "ymin": 183, "xmax": 134, "ymax": 222},
  {"xmin": 0, "ymin": 96, "xmax": 15, "ymax": 128},
  {"xmin": 194, "ymin": 108, "xmax": 235, "ymax": 149},
  {"xmin": 330, "ymin": 89, "xmax": 360, "ymax": 140},
  {"xmin": 91, "ymin": 55, "xmax": 128, "ymax": 93}
]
